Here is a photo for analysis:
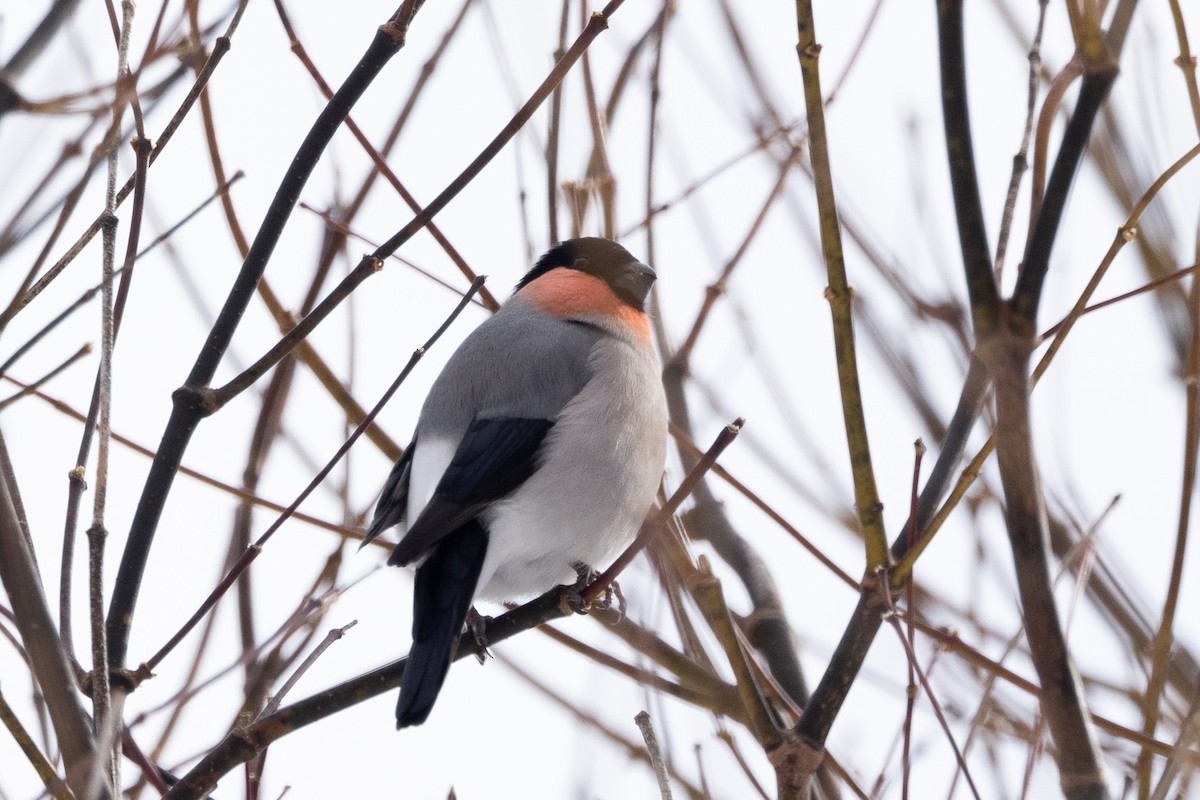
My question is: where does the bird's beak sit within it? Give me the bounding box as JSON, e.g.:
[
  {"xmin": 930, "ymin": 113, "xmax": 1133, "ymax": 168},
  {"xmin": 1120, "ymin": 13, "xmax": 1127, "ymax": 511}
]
[{"xmin": 613, "ymin": 261, "xmax": 657, "ymax": 308}]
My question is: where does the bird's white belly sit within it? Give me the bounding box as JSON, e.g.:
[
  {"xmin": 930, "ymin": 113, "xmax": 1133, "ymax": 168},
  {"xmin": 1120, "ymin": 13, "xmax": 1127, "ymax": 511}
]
[{"xmin": 473, "ymin": 343, "xmax": 665, "ymax": 602}]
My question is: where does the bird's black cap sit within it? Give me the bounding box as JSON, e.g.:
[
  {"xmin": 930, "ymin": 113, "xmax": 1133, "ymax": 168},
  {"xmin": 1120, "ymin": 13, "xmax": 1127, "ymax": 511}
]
[{"xmin": 517, "ymin": 237, "xmax": 657, "ymax": 310}]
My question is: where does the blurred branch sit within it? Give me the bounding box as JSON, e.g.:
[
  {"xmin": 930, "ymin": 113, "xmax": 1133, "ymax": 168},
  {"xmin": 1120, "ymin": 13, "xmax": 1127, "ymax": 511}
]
[
  {"xmin": 540, "ymin": 624, "xmax": 742, "ymax": 719},
  {"xmin": 1165, "ymin": 0, "xmax": 1200, "ymax": 135},
  {"xmin": 0, "ymin": 428, "xmax": 97, "ymax": 798},
  {"xmin": 603, "ymin": 614, "xmax": 735, "ymax": 703},
  {"xmin": 0, "ymin": 687, "xmax": 74, "ymax": 800},
  {"xmin": 1148, "ymin": 682, "xmax": 1200, "ymax": 800},
  {"xmin": 1138, "ymin": 160, "xmax": 1200, "ymax": 790},
  {"xmin": 688, "ymin": 560, "xmax": 780, "ymax": 747},
  {"xmin": 1, "ymin": 0, "xmax": 84, "ymax": 78},
  {"xmin": 0, "ymin": 344, "xmax": 91, "ymax": 411}
]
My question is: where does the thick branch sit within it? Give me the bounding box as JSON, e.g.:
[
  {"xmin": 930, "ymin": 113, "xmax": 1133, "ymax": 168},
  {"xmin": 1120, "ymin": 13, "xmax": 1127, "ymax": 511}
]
[{"xmin": 983, "ymin": 327, "xmax": 1109, "ymax": 800}]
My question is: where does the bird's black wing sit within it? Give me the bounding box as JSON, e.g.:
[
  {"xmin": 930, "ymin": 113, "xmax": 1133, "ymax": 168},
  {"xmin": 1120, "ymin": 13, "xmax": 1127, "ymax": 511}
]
[
  {"xmin": 387, "ymin": 417, "xmax": 554, "ymax": 566},
  {"xmin": 362, "ymin": 441, "xmax": 415, "ymax": 548}
]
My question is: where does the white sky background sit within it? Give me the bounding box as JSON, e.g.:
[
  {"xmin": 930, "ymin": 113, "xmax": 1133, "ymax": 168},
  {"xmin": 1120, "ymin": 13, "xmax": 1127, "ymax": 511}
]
[{"xmin": 1, "ymin": 0, "xmax": 1199, "ymax": 797}]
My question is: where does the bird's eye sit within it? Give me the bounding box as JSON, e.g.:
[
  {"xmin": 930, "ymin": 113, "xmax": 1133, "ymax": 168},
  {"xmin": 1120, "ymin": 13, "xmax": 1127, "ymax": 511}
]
[{"xmin": 572, "ymin": 258, "xmax": 590, "ymax": 271}]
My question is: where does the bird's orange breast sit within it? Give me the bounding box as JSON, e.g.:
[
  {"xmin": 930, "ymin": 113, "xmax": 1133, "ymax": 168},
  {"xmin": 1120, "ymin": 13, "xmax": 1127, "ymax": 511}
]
[{"xmin": 519, "ymin": 268, "xmax": 652, "ymax": 345}]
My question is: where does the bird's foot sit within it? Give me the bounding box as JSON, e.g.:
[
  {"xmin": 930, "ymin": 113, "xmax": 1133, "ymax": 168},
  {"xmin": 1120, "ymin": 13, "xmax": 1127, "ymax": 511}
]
[
  {"xmin": 560, "ymin": 564, "xmax": 596, "ymax": 615},
  {"xmin": 560, "ymin": 563, "xmax": 624, "ymax": 620},
  {"xmin": 465, "ymin": 606, "xmax": 491, "ymax": 663}
]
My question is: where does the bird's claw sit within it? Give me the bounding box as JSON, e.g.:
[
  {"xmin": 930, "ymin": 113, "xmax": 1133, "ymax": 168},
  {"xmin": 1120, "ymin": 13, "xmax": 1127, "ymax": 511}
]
[
  {"xmin": 560, "ymin": 563, "xmax": 624, "ymax": 619},
  {"xmin": 561, "ymin": 564, "xmax": 597, "ymax": 615},
  {"xmin": 465, "ymin": 606, "xmax": 491, "ymax": 663}
]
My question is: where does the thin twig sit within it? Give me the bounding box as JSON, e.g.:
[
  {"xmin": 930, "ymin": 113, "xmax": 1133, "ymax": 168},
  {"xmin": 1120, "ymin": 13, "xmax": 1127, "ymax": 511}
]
[
  {"xmin": 794, "ymin": 0, "xmax": 888, "ymax": 571},
  {"xmin": 88, "ymin": 1, "xmax": 141, "ymax": 790},
  {"xmin": 879, "ymin": 571, "xmax": 981, "ymax": 800},
  {"xmin": 994, "ymin": 0, "xmax": 1049, "ymax": 278},
  {"xmin": 0, "ymin": 344, "xmax": 91, "ymax": 411},
  {"xmin": 672, "ymin": 148, "xmax": 797, "ymax": 369},
  {"xmin": 256, "ymin": 621, "xmax": 358, "ymax": 720},
  {"xmin": 635, "ymin": 711, "xmax": 674, "ymax": 800},
  {"xmin": 900, "ymin": 440, "xmax": 925, "ymax": 800}
]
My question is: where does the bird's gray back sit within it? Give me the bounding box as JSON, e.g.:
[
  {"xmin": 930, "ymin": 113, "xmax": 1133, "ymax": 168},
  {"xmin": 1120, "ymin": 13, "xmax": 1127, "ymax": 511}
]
[{"xmin": 416, "ymin": 298, "xmax": 602, "ymax": 439}]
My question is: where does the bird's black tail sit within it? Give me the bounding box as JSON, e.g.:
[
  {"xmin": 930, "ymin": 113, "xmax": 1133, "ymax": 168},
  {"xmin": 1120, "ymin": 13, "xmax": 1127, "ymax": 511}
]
[{"xmin": 396, "ymin": 521, "xmax": 489, "ymax": 728}]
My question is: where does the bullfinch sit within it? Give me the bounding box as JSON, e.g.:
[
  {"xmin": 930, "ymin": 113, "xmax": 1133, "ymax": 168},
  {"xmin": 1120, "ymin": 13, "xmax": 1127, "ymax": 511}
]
[{"xmin": 363, "ymin": 237, "xmax": 668, "ymax": 728}]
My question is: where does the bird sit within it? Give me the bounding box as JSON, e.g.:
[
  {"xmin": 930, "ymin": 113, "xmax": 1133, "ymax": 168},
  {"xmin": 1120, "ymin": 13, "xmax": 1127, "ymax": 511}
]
[{"xmin": 363, "ymin": 237, "xmax": 668, "ymax": 728}]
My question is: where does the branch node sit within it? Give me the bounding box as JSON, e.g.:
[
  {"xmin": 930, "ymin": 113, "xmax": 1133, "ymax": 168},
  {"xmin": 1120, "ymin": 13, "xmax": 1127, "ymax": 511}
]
[
  {"xmin": 81, "ymin": 663, "xmax": 149, "ymax": 696},
  {"xmin": 378, "ymin": 21, "xmax": 407, "ymax": 46},
  {"xmin": 173, "ymin": 385, "xmax": 220, "ymax": 417}
]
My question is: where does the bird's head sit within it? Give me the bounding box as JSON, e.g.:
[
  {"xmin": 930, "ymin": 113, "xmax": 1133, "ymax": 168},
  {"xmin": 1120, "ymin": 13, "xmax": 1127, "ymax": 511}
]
[{"xmin": 517, "ymin": 238, "xmax": 657, "ymax": 311}]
